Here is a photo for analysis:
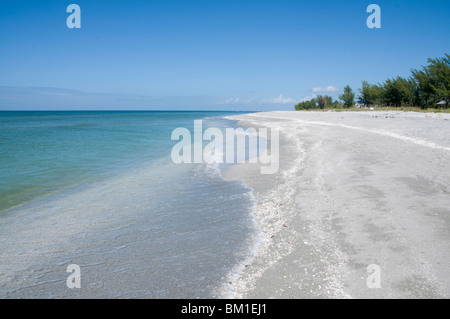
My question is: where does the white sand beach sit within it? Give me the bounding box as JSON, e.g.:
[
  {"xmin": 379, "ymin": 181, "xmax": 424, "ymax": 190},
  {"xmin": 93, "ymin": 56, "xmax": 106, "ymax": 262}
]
[{"xmin": 224, "ymin": 111, "xmax": 450, "ymax": 299}]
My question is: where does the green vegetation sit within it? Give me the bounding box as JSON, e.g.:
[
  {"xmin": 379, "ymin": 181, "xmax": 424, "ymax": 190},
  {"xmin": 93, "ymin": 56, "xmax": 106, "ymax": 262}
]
[
  {"xmin": 294, "ymin": 53, "xmax": 450, "ymax": 111},
  {"xmin": 339, "ymin": 85, "xmax": 355, "ymax": 108},
  {"xmin": 294, "ymin": 95, "xmax": 338, "ymax": 110}
]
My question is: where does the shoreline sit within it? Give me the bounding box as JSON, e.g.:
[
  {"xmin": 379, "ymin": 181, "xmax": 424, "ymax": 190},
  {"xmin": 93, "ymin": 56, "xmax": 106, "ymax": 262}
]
[
  {"xmin": 0, "ymin": 112, "xmax": 260, "ymax": 299},
  {"xmin": 292, "ymin": 108, "xmax": 450, "ymax": 114},
  {"xmin": 224, "ymin": 110, "xmax": 450, "ymax": 298}
]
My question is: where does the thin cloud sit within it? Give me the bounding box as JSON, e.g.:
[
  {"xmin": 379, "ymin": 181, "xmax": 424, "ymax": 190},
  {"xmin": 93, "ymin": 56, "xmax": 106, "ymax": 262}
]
[
  {"xmin": 265, "ymin": 94, "xmax": 296, "ymax": 104},
  {"xmin": 299, "ymin": 94, "xmax": 317, "ymax": 102},
  {"xmin": 217, "ymin": 98, "xmax": 241, "ymax": 105},
  {"xmin": 0, "ymin": 86, "xmax": 219, "ymax": 110},
  {"xmin": 216, "ymin": 97, "xmax": 254, "ymax": 105},
  {"xmin": 311, "ymin": 86, "xmax": 340, "ymax": 93}
]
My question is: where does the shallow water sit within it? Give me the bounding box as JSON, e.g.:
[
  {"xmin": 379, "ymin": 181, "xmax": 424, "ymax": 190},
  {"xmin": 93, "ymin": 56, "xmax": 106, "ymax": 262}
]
[{"xmin": 0, "ymin": 111, "xmax": 260, "ymax": 298}]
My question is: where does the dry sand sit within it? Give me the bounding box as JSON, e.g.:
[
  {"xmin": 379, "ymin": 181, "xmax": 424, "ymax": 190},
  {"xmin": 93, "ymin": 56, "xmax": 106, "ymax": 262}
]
[{"xmin": 223, "ymin": 110, "xmax": 450, "ymax": 299}]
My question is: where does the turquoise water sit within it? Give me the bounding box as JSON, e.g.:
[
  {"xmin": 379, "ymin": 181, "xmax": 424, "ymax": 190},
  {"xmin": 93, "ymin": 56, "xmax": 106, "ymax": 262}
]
[
  {"xmin": 0, "ymin": 111, "xmax": 237, "ymax": 212},
  {"xmin": 0, "ymin": 111, "xmax": 260, "ymax": 298}
]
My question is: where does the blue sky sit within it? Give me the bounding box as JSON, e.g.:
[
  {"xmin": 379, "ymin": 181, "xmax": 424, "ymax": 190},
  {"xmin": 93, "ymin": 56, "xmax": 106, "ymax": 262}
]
[{"xmin": 0, "ymin": 0, "xmax": 449, "ymax": 110}]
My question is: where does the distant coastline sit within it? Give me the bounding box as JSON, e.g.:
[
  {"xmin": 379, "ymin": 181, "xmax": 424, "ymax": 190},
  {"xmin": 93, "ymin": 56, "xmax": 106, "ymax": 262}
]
[
  {"xmin": 294, "ymin": 54, "xmax": 449, "ymax": 111},
  {"xmin": 294, "ymin": 107, "xmax": 450, "ymax": 114}
]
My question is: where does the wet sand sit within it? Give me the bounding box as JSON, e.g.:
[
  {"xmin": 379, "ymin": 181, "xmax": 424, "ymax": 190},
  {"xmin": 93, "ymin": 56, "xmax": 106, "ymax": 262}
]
[{"xmin": 224, "ymin": 111, "xmax": 450, "ymax": 299}]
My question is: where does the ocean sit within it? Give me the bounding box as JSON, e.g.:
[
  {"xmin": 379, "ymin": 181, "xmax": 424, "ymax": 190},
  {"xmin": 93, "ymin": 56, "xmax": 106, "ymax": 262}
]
[{"xmin": 0, "ymin": 111, "xmax": 260, "ymax": 298}]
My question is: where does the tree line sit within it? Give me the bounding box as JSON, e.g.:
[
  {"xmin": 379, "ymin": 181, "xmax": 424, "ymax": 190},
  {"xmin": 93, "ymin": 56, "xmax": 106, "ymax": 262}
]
[{"xmin": 294, "ymin": 53, "xmax": 449, "ymax": 110}]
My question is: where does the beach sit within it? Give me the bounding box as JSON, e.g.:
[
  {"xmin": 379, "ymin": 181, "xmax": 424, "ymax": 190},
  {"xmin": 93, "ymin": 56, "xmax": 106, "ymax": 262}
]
[
  {"xmin": 224, "ymin": 111, "xmax": 450, "ymax": 298},
  {"xmin": 1, "ymin": 110, "xmax": 449, "ymax": 299}
]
